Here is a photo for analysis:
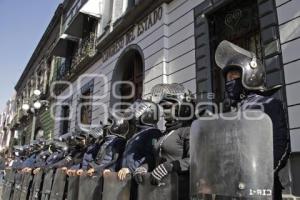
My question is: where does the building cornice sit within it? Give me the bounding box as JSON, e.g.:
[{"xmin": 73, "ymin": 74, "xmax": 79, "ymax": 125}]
[{"xmin": 96, "ymin": 0, "xmax": 173, "ymax": 51}]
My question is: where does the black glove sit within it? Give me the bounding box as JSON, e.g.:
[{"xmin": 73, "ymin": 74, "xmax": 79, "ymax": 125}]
[
  {"xmin": 133, "ymin": 167, "xmax": 147, "ymax": 184},
  {"xmin": 150, "ymin": 162, "xmax": 173, "ymax": 185}
]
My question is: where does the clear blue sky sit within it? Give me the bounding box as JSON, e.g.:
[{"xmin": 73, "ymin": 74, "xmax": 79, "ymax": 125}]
[{"xmin": 0, "ymin": 0, "xmax": 62, "ymax": 112}]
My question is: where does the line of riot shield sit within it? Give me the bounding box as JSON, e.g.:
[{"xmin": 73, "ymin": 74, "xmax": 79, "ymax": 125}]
[
  {"xmin": 137, "ymin": 173, "xmax": 178, "ymax": 200},
  {"xmin": 290, "ymin": 153, "xmax": 300, "ymax": 197},
  {"xmin": 77, "ymin": 175, "xmax": 103, "ymax": 200},
  {"xmin": 190, "ymin": 110, "xmax": 274, "ymax": 199},
  {"xmin": 41, "ymin": 169, "xmax": 54, "ymax": 200},
  {"xmin": 66, "ymin": 175, "xmax": 79, "ymax": 200},
  {"xmin": 102, "ymin": 172, "xmax": 131, "ymax": 200},
  {"xmin": 29, "ymin": 171, "xmax": 44, "ymax": 200},
  {"xmin": 2, "ymin": 169, "xmax": 16, "ymax": 200},
  {"xmin": 1, "ymin": 170, "xmax": 9, "ymax": 197},
  {"xmin": 12, "ymin": 172, "xmax": 24, "ymax": 200},
  {"xmin": 49, "ymin": 169, "xmax": 67, "ymax": 200},
  {"xmin": 19, "ymin": 172, "xmax": 33, "ymax": 200}
]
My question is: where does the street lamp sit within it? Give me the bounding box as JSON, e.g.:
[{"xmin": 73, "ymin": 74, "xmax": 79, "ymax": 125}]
[
  {"xmin": 33, "ymin": 89, "xmax": 42, "ymax": 97},
  {"xmin": 21, "ymin": 103, "xmax": 30, "ymax": 112},
  {"xmin": 21, "ymin": 90, "xmax": 49, "ymax": 142},
  {"xmin": 33, "ymin": 101, "xmax": 42, "ymax": 110}
]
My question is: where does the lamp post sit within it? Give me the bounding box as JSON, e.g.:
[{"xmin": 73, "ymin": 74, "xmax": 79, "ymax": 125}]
[{"xmin": 21, "ymin": 89, "xmax": 49, "ymax": 142}]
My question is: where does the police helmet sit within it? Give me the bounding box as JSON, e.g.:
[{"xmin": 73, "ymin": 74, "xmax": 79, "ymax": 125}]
[
  {"xmin": 150, "ymin": 83, "xmax": 194, "ymax": 120},
  {"xmin": 215, "ymin": 40, "xmax": 281, "ymax": 92}
]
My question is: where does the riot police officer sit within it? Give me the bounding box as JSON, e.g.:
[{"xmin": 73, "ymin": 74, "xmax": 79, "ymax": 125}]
[
  {"xmin": 114, "ymin": 99, "xmax": 162, "ymax": 181},
  {"xmin": 10, "ymin": 147, "xmax": 25, "ymax": 170},
  {"xmin": 61, "ymin": 133, "xmax": 89, "ymax": 176},
  {"xmin": 21, "ymin": 140, "xmax": 46, "ymax": 173},
  {"xmin": 66, "ymin": 126, "xmax": 109, "ymax": 177},
  {"xmin": 86, "ymin": 125, "xmax": 126, "ymax": 176},
  {"xmin": 147, "ymin": 83, "xmax": 193, "ymax": 200},
  {"xmin": 215, "ymin": 40, "xmax": 290, "ymax": 200}
]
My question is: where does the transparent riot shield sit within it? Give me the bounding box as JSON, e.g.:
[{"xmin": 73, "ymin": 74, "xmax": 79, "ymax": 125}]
[
  {"xmin": 66, "ymin": 175, "xmax": 79, "ymax": 200},
  {"xmin": 137, "ymin": 173, "xmax": 178, "ymax": 200},
  {"xmin": 41, "ymin": 169, "xmax": 54, "ymax": 200},
  {"xmin": 290, "ymin": 153, "xmax": 300, "ymax": 197},
  {"xmin": 49, "ymin": 169, "xmax": 67, "ymax": 200},
  {"xmin": 19, "ymin": 173, "xmax": 33, "ymax": 200},
  {"xmin": 12, "ymin": 172, "xmax": 24, "ymax": 200},
  {"xmin": 190, "ymin": 111, "xmax": 274, "ymax": 199},
  {"xmin": 2, "ymin": 169, "xmax": 15, "ymax": 200},
  {"xmin": 78, "ymin": 175, "xmax": 103, "ymax": 200},
  {"xmin": 102, "ymin": 172, "xmax": 131, "ymax": 200},
  {"xmin": 29, "ymin": 171, "xmax": 44, "ymax": 200}
]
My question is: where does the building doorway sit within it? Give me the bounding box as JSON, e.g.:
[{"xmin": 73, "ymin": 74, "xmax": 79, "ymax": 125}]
[{"xmin": 110, "ymin": 45, "xmax": 144, "ymax": 109}]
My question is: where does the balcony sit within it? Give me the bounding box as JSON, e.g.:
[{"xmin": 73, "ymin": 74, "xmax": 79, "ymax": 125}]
[
  {"xmin": 56, "ymin": 32, "xmax": 96, "ymax": 81},
  {"xmin": 64, "ymin": 0, "xmax": 101, "ymax": 38},
  {"xmin": 56, "ymin": 60, "xmax": 70, "ymax": 81},
  {"xmin": 9, "ymin": 107, "xmax": 27, "ymax": 128},
  {"xmin": 71, "ymin": 32, "xmax": 96, "ymax": 67},
  {"xmin": 51, "ymin": 34, "xmax": 79, "ymax": 58}
]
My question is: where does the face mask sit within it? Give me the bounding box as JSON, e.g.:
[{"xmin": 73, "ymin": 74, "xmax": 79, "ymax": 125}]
[{"xmin": 225, "ymin": 78, "xmax": 244, "ymax": 101}]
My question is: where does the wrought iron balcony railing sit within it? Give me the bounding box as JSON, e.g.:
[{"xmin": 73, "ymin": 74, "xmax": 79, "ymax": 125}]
[
  {"xmin": 71, "ymin": 32, "xmax": 96, "ymax": 68},
  {"xmin": 56, "ymin": 32, "xmax": 96, "ymax": 81},
  {"xmin": 57, "ymin": 59, "xmax": 71, "ymax": 81}
]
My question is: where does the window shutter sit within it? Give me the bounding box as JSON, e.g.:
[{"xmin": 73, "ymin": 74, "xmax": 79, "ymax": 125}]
[
  {"xmin": 194, "ymin": 12, "xmax": 213, "ymax": 105},
  {"xmin": 258, "ymin": 0, "xmax": 286, "ymax": 102},
  {"xmin": 102, "ymin": 0, "xmax": 114, "ymax": 29},
  {"xmin": 112, "ymin": 0, "xmax": 124, "ymax": 22}
]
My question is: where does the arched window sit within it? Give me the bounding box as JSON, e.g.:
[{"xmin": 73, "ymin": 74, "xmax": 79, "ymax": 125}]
[{"xmin": 110, "ymin": 45, "xmax": 144, "ymax": 109}]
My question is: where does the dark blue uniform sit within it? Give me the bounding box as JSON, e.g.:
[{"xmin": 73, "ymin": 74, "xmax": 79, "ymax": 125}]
[
  {"xmin": 70, "ymin": 143, "xmax": 100, "ymax": 170},
  {"xmin": 44, "ymin": 150, "xmax": 67, "ymax": 169},
  {"xmin": 22, "ymin": 153, "xmax": 37, "ymax": 168},
  {"xmin": 50, "ymin": 147, "xmax": 86, "ymax": 169},
  {"xmin": 11, "ymin": 157, "xmax": 24, "ymax": 170},
  {"xmin": 121, "ymin": 128, "xmax": 163, "ymax": 172},
  {"xmin": 89, "ymin": 135, "xmax": 126, "ymax": 173},
  {"xmin": 33, "ymin": 150, "xmax": 51, "ymax": 168}
]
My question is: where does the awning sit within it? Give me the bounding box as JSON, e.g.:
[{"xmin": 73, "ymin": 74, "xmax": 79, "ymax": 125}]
[
  {"xmin": 64, "ymin": 0, "xmax": 101, "ymax": 38},
  {"xmin": 51, "ymin": 34, "xmax": 79, "ymax": 57}
]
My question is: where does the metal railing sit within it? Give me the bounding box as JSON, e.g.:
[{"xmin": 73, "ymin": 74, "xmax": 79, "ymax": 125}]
[
  {"xmin": 71, "ymin": 32, "xmax": 96, "ymax": 69},
  {"xmin": 56, "ymin": 32, "xmax": 96, "ymax": 81},
  {"xmin": 57, "ymin": 60, "xmax": 71, "ymax": 81}
]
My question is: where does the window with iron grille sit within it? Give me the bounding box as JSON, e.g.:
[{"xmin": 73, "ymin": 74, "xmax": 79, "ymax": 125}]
[
  {"xmin": 194, "ymin": 0, "xmax": 286, "ymax": 111},
  {"xmin": 60, "ymin": 98, "xmax": 72, "ymax": 135},
  {"xmin": 208, "ymin": 0, "xmax": 262, "ymax": 108},
  {"xmin": 78, "ymin": 80, "xmax": 94, "ymax": 126}
]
